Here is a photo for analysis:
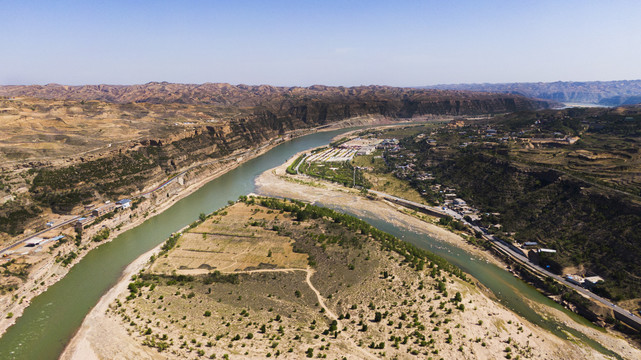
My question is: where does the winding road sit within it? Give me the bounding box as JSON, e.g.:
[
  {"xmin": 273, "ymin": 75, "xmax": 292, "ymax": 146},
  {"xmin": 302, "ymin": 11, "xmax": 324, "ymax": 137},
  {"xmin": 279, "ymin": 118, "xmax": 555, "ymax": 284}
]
[
  {"xmin": 370, "ymin": 189, "xmax": 641, "ymax": 331},
  {"xmin": 0, "ymin": 136, "xmax": 286, "ymax": 259}
]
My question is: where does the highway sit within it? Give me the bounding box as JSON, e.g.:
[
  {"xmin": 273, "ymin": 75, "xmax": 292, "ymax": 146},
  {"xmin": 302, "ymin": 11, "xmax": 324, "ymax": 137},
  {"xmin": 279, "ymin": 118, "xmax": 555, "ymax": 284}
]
[
  {"xmin": 0, "ymin": 153, "xmax": 237, "ymax": 257},
  {"xmin": 482, "ymin": 229, "xmax": 641, "ymax": 330},
  {"xmin": 0, "ymin": 216, "xmax": 81, "ymax": 256},
  {"xmin": 369, "ymin": 189, "xmax": 641, "ymax": 331},
  {"xmin": 0, "ymin": 134, "xmax": 287, "ymax": 258}
]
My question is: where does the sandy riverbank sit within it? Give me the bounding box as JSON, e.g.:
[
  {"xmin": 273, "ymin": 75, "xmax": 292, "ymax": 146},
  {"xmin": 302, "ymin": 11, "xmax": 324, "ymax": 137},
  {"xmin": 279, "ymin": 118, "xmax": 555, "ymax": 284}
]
[
  {"xmin": 0, "ymin": 115, "xmax": 398, "ymax": 338},
  {"xmin": 254, "ymin": 151, "xmax": 641, "ymax": 359},
  {"xmin": 0, "ymin": 137, "xmax": 261, "ymax": 337},
  {"xmin": 60, "ymin": 242, "xmax": 167, "ymax": 360},
  {"xmin": 61, "ymin": 154, "xmax": 640, "ymax": 359},
  {"xmin": 254, "ymin": 149, "xmax": 504, "ymax": 268}
]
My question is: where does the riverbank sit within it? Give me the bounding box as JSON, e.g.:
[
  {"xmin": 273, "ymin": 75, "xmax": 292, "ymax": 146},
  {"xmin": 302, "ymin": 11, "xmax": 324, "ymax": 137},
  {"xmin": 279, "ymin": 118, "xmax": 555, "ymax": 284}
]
[
  {"xmin": 255, "ymin": 147, "xmax": 504, "ymax": 268},
  {"xmin": 0, "ymin": 114, "xmax": 397, "ymax": 338},
  {"xmin": 61, "ymin": 197, "xmax": 616, "ymax": 360},
  {"xmin": 254, "ymin": 152, "xmax": 641, "ymax": 359},
  {"xmin": 59, "ymin": 241, "xmax": 167, "ymax": 360}
]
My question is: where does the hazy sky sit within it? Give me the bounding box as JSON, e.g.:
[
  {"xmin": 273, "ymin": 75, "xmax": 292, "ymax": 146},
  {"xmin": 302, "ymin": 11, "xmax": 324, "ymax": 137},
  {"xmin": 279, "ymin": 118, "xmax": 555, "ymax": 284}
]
[{"xmin": 2, "ymin": 0, "xmax": 640, "ymax": 86}]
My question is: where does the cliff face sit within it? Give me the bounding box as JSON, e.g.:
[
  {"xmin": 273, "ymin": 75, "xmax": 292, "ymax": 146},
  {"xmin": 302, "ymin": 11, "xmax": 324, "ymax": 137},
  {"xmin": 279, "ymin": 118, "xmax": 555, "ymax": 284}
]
[{"xmin": 0, "ymin": 82, "xmax": 553, "ymax": 237}]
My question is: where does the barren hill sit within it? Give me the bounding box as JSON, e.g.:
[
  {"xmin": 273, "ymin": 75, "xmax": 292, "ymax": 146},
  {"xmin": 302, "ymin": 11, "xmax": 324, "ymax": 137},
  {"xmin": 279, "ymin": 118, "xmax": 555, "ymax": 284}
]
[
  {"xmin": 0, "ymin": 82, "xmax": 552, "ymax": 242},
  {"xmin": 66, "ymin": 198, "xmax": 611, "ymax": 359},
  {"xmin": 0, "ymin": 82, "xmax": 551, "ymax": 111}
]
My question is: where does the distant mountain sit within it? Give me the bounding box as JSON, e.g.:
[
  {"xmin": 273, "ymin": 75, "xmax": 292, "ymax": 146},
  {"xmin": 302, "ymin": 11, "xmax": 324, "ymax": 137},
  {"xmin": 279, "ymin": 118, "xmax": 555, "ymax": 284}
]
[
  {"xmin": 422, "ymin": 80, "xmax": 641, "ymax": 106},
  {"xmin": 0, "ymin": 82, "xmax": 552, "ymax": 116}
]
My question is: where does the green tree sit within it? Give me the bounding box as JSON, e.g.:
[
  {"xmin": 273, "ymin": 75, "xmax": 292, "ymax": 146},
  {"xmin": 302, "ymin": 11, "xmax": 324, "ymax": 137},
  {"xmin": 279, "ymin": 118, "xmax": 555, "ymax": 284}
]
[{"xmin": 373, "ymin": 312, "xmax": 382, "ymax": 322}]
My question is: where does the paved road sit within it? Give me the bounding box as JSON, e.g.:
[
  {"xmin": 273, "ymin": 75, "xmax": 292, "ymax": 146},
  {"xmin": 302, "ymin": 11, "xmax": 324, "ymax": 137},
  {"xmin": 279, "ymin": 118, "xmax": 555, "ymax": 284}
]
[
  {"xmin": 481, "ymin": 229, "xmax": 641, "ymax": 330},
  {"xmin": 142, "ymin": 138, "xmax": 279, "ymax": 197},
  {"xmin": 369, "ymin": 189, "xmax": 641, "ymax": 330},
  {"xmin": 294, "ymin": 153, "xmax": 308, "ymax": 174},
  {"xmin": 368, "ymin": 189, "xmax": 452, "ymax": 218},
  {"xmin": 0, "ymin": 216, "xmax": 81, "ymax": 256},
  {"xmin": 0, "ymin": 135, "xmax": 285, "ymax": 258}
]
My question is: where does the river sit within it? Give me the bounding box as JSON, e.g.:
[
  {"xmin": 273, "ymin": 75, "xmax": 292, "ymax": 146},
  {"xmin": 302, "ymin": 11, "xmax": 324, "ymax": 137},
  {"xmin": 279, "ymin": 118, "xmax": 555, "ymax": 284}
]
[
  {"xmin": 332, "ymin": 209, "xmax": 620, "ymax": 359},
  {"xmin": 0, "ymin": 127, "xmax": 621, "ymax": 359}
]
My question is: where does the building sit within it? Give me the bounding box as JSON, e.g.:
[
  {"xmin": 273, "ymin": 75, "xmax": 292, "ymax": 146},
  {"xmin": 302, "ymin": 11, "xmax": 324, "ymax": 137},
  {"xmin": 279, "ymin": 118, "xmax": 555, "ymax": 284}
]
[
  {"xmin": 92, "ymin": 203, "xmax": 116, "ymax": 217},
  {"xmin": 75, "ymin": 217, "xmax": 92, "ymax": 231},
  {"xmin": 448, "ymin": 120, "xmax": 465, "ymax": 128},
  {"xmin": 539, "ymin": 248, "xmax": 557, "ymax": 254},
  {"xmin": 523, "ymin": 242, "xmax": 538, "ymax": 248},
  {"xmin": 116, "ymin": 199, "xmax": 132, "ymax": 209},
  {"xmin": 25, "ymin": 237, "xmax": 44, "ymax": 247},
  {"xmin": 566, "ymin": 274, "xmax": 585, "ymax": 286},
  {"xmin": 377, "ymin": 138, "xmax": 399, "ymax": 148},
  {"xmin": 34, "ymin": 235, "xmax": 65, "ymax": 247},
  {"xmin": 356, "ymin": 146, "xmax": 376, "ymax": 156},
  {"xmin": 453, "ymin": 198, "xmax": 466, "ymax": 206},
  {"xmin": 584, "ymin": 276, "xmax": 604, "ymax": 288}
]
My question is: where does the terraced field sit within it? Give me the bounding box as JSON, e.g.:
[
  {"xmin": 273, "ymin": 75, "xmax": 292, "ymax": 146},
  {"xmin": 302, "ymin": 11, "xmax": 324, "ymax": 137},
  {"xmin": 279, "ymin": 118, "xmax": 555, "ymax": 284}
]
[
  {"xmin": 105, "ymin": 198, "xmax": 606, "ymax": 359},
  {"xmin": 150, "ymin": 204, "xmax": 308, "ymax": 275}
]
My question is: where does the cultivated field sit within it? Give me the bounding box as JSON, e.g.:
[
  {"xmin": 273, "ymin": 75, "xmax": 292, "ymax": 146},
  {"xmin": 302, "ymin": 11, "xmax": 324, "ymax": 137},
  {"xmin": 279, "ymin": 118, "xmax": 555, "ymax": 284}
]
[
  {"xmin": 100, "ymin": 198, "xmax": 617, "ymax": 359},
  {"xmin": 150, "ymin": 204, "xmax": 308, "ymax": 275}
]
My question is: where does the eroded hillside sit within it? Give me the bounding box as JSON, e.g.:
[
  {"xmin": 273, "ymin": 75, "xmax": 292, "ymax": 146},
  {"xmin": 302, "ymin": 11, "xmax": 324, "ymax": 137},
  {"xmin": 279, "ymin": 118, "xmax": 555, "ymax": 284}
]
[{"xmin": 0, "ymin": 83, "xmax": 551, "ymax": 241}]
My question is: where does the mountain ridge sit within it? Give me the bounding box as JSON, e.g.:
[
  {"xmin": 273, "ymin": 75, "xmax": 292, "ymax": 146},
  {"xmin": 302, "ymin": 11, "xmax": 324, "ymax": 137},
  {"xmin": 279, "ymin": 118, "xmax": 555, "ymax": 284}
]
[
  {"xmin": 0, "ymin": 82, "xmax": 553, "ymax": 110},
  {"xmin": 422, "ymin": 79, "xmax": 641, "ymax": 106}
]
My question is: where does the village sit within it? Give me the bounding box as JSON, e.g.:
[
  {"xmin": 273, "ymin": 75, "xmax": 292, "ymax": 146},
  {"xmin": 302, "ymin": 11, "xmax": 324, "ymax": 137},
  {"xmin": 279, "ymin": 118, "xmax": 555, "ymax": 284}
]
[
  {"xmin": 0, "ymin": 198, "xmax": 134, "ymax": 267},
  {"xmin": 295, "ymin": 124, "xmax": 613, "ymax": 302}
]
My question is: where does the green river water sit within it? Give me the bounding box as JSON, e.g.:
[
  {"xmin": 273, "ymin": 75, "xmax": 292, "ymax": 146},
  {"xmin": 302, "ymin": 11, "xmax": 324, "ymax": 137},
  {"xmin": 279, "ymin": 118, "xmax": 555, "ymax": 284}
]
[{"xmin": 0, "ymin": 128, "xmax": 621, "ymax": 359}]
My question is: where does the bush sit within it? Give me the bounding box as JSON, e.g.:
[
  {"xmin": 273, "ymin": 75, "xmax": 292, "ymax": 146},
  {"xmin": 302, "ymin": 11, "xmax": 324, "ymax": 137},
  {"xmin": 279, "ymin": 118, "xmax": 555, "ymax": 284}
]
[
  {"xmin": 373, "ymin": 312, "xmax": 382, "ymax": 322},
  {"xmin": 92, "ymin": 228, "xmax": 110, "ymax": 242}
]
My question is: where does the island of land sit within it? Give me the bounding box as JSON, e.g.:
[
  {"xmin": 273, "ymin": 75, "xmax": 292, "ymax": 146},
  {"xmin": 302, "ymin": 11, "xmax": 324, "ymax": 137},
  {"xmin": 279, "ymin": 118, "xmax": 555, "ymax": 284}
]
[
  {"xmin": 63, "ymin": 197, "xmax": 638, "ymax": 359},
  {"xmin": 0, "ymin": 83, "xmax": 548, "ymax": 335}
]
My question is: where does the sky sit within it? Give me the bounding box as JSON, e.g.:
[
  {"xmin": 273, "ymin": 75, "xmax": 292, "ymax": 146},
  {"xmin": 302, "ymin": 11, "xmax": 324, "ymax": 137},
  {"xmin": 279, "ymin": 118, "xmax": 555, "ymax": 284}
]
[{"xmin": 1, "ymin": 0, "xmax": 640, "ymax": 87}]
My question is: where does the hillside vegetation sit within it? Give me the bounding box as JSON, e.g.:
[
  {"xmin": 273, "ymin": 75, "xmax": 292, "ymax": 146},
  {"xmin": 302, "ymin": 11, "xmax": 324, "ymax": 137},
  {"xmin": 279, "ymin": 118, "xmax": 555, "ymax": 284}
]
[
  {"xmin": 108, "ymin": 198, "xmax": 595, "ymax": 359},
  {"xmin": 0, "ymin": 84, "xmax": 550, "ymax": 240},
  {"xmin": 382, "ymin": 106, "xmax": 641, "ymax": 301}
]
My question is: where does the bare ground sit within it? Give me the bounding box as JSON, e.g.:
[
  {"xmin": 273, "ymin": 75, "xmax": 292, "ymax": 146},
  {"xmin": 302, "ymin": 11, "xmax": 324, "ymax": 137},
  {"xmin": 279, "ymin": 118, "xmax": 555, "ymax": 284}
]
[
  {"xmin": 59, "ymin": 131, "xmax": 641, "ymax": 360},
  {"xmin": 252, "ymin": 153, "xmax": 641, "ymax": 360}
]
